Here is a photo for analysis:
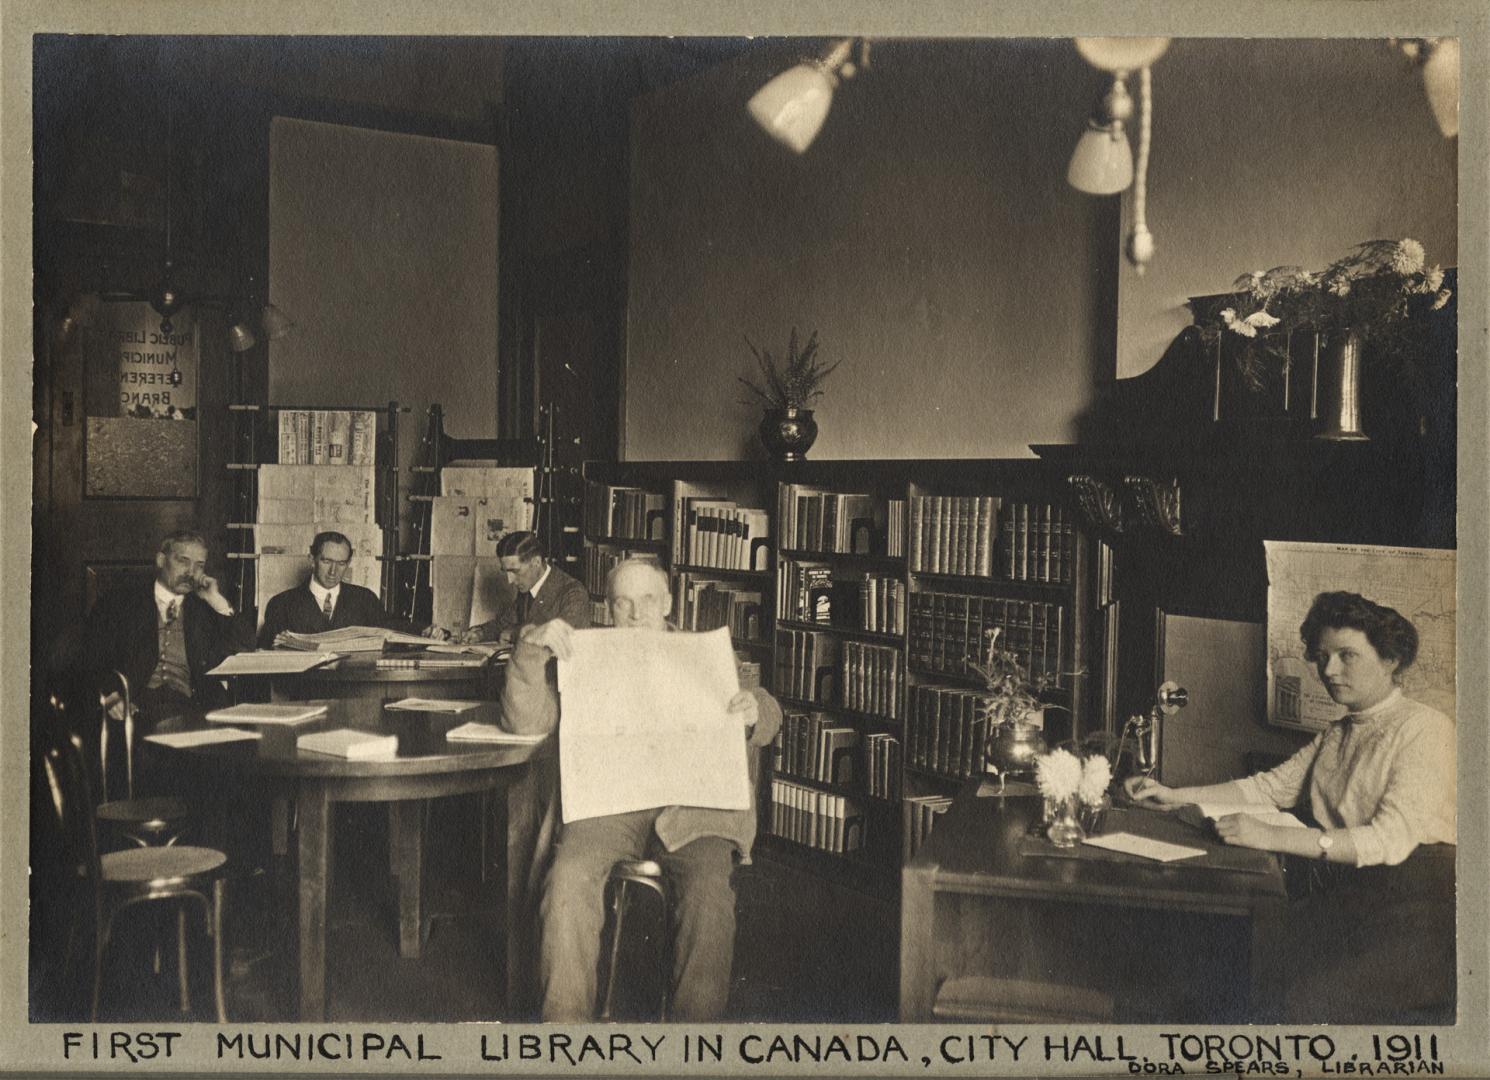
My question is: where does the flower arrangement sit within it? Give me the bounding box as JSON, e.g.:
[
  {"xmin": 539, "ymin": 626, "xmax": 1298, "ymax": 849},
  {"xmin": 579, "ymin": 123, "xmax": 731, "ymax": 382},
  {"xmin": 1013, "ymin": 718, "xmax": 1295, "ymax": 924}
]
[
  {"xmin": 1198, "ymin": 238, "xmax": 1452, "ymax": 390},
  {"xmin": 1034, "ymin": 747, "xmax": 1084, "ymax": 802},
  {"xmin": 969, "ymin": 627, "xmax": 1056, "ymax": 727},
  {"xmin": 738, "ymin": 327, "xmax": 839, "ymax": 412}
]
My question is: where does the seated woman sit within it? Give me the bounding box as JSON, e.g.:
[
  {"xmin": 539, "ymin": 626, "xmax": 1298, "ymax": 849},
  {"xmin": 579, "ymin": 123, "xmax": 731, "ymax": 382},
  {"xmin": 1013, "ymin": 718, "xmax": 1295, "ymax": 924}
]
[{"xmin": 1126, "ymin": 590, "xmax": 1456, "ymax": 1023}]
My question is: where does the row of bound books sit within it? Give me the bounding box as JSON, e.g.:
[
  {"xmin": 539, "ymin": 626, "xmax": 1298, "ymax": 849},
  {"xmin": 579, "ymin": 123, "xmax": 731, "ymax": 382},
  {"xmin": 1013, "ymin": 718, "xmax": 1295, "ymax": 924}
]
[
  {"xmin": 777, "ymin": 560, "xmax": 905, "ymax": 635},
  {"xmin": 841, "ymin": 641, "xmax": 903, "ymax": 720},
  {"xmin": 907, "ymin": 495, "xmax": 1001, "ymax": 577},
  {"xmin": 778, "ymin": 485, "xmax": 888, "ymax": 555},
  {"xmin": 771, "ymin": 711, "xmax": 858, "ymax": 785},
  {"xmin": 907, "ymin": 686, "xmax": 991, "ymax": 781},
  {"xmin": 910, "ymin": 592, "xmax": 1067, "ymax": 686},
  {"xmin": 277, "ymin": 409, "xmax": 376, "ymax": 466},
  {"xmin": 582, "ymin": 545, "xmax": 661, "ymax": 598},
  {"xmin": 672, "ymin": 574, "xmax": 763, "ymax": 641},
  {"xmin": 773, "ymin": 629, "xmax": 838, "ymax": 704},
  {"xmin": 584, "ymin": 482, "xmax": 665, "ymax": 541},
  {"xmin": 677, "ymin": 498, "xmax": 771, "ymax": 571},
  {"xmin": 768, "ymin": 779, "xmax": 866, "ymax": 854},
  {"xmin": 865, "ymin": 732, "xmax": 902, "ymax": 801},
  {"xmin": 903, "ymin": 794, "xmax": 953, "ymax": 859}
]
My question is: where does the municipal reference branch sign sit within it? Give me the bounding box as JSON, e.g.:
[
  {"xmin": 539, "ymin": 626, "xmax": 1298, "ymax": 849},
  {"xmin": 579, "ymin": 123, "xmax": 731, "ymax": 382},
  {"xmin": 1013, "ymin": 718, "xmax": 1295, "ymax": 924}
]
[{"xmin": 83, "ymin": 300, "xmax": 199, "ymax": 498}]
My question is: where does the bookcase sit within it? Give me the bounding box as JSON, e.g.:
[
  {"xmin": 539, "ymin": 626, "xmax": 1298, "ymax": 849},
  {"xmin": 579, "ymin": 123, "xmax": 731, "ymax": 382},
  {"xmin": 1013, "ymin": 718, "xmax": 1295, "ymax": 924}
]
[{"xmin": 580, "ymin": 459, "xmax": 1096, "ymax": 900}]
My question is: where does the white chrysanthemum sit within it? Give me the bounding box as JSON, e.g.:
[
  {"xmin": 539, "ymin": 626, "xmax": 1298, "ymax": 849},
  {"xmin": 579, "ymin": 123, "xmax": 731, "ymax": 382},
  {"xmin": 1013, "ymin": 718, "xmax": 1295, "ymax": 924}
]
[
  {"xmin": 1035, "ymin": 748, "xmax": 1083, "ymax": 802},
  {"xmin": 1220, "ymin": 308, "xmax": 1258, "ymax": 338},
  {"xmin": 1432, "ymin": 289, "xmax": 1452, "ymax": 311},
  {"xmin": 1329, "ymin": 278, "xmax": 1352, "ymax": 298},
  {"xmin": 1077, "ymin": 756, "xmax": 1112, "ymax": 806},
  {"xmin": 1392, "ymin": 238, "xmax": 1426, "ymax": 276},
  {"xmin": 1423, "ymin": 266, "xmax": 1444, "ymax": 293},
  {"xmin": 1243, "ymin": 310, "xmax": 1281, "ymax": 330}
]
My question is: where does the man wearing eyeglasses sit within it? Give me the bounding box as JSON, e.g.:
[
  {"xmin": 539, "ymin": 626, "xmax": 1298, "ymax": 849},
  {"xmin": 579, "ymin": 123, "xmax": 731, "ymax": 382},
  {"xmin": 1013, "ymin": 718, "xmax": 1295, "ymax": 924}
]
[{"xmin": 258, "ymin": 530, "xmax": 408, "ymax": 647}]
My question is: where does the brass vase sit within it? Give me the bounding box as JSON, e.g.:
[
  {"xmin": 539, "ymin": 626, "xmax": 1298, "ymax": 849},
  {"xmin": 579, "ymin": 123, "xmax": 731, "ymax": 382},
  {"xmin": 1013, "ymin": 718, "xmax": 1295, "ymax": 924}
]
[
  {"xmin": 1315, "ymin": 327, "xmax": 1370, "ymax": 441},
  {"xmin": 759, "ymin": 408, "xmax": 818, "ymax": 462},
  {"xmin": 985, "ymin": 711, "xmax": 1048, "ymax": 783}
]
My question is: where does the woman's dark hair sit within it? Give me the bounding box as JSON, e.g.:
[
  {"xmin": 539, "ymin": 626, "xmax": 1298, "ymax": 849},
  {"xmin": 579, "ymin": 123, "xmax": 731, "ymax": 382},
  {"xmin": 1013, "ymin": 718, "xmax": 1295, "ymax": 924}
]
[
  {"xmin": 1299, "ymin": 591, "xmax": 1419, "ymax": 673},
  {"xmin": 495, "ymin": 530, "xmax": 543, "ymax": 562}
]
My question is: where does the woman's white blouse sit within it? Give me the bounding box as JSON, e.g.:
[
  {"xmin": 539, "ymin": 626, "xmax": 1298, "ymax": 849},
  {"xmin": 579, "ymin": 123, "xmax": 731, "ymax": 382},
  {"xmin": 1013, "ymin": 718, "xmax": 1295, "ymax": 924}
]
[{"xmin": 1234, "ymin": 688, "xmax": 1456, "ymax": 867}]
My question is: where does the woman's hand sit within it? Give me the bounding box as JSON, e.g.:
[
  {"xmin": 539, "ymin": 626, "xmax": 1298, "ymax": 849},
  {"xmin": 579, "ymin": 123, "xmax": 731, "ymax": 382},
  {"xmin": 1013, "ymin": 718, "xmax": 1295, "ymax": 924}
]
[
  {"xmin": 1124, "ymin": 775, "xmax": 1183, "ymax": 805},
  {"xmin": 1213, "ymin": 813, "xmax": 1277, "ymax": 850}
]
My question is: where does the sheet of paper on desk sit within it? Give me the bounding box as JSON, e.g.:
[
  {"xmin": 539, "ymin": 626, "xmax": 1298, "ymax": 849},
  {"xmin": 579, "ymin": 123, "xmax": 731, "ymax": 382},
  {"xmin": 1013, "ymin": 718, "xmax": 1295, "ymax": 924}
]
[
  {"xmin": 145, "ymin": 727, "xmax": 262, "ymax": 748},
  {"xmin": 1192, "ymin": 802, "xmax": 1309, "ymax": 828},
  {"xmin": 555, "ymin": 626, "xmax": 748, "ymax": 823},
  {"xmin": 207, "ymin": 651, "xmax": 340, "ymax": 675},
  {"xmin": 1083, "ymin": 832, "xmax": 1207, "ymax": 862},
  {"xmin": 446, "ymin": 722, "xmax": 548, "ymax": 743},
  {"xmin": 387, "ymin": 697, "xmax": 484, "ymax": 713}
]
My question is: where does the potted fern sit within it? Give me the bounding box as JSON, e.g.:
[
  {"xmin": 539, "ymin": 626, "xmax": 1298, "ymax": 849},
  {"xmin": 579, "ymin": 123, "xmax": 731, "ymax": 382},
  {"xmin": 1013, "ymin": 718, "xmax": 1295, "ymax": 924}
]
[{"xmin": 738, "ymin": 328, "xmax": 838, "ymax": 461}]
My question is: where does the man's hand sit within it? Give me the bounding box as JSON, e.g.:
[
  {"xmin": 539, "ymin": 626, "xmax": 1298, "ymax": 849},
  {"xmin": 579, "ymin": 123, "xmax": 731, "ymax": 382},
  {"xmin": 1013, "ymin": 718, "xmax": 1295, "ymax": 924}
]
[
  {"xmin": 727, "ymin": 690, "xmax": 759, "ymax": 729},
  {"xmin": 423, "ymin": 624, "xmax": 452, "ymax": 641},
  {"xmin": 520, "ymin": 619, "xmax": 575, "ymax": 661},
  {"xmin": 195, "ymin": 572, "xmax": 234, "ymax": 616},
  {"xmin": 102, "ymin": 691, "xmax": 127, "ymax": 723},
  {"xmin": 459, "ymin": 626, "xmax": 488, "ymax": 645}
]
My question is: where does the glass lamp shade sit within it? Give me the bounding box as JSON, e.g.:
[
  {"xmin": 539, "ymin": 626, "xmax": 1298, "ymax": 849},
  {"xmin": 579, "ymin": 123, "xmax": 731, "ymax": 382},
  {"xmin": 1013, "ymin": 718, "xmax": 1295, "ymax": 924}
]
[
  {"xmin": 747, "ymin": 64, "xmax": 837, "ymax": 154},
  {"xmin": 1421, "ymin": 39, "xmax": 1459, "ymax": 138},
  {"xmin": 1074, "ymin": 37, "xmax": 1171, "ymax": 74},
  {"xmin": 226, "ymin": 321, "xmax": 258, "ymax": 353},
  {"xmin": 1067, "ymin": 123, "xmax": 1134, "ymax": 194},
  {"xmin": 260, "ymin": 302, "xmax": 295, "ymax": 340}
]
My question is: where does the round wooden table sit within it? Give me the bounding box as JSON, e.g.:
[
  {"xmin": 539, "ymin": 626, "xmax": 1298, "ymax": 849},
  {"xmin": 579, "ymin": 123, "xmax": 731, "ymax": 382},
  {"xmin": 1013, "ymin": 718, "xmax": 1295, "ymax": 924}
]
[
  {"xmin": 144, "ymin": 697, "xmax": 549, "ymax": 1021},
  {"xmin": 269, "ymin": 654, "xmax": 501, "ymax": 703}
]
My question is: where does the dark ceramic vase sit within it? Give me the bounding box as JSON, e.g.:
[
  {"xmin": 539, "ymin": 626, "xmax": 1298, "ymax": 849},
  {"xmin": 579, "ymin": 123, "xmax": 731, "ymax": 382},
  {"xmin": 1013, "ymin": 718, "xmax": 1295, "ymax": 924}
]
[{"xmin": 759, "ymin": 408, "xmax": 818, "ymax": 462}]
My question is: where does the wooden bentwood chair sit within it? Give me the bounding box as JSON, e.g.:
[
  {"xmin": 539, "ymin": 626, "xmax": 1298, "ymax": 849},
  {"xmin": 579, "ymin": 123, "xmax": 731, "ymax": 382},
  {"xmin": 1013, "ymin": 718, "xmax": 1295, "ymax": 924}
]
[
  {"xmin": 40, "ymin": 726, "xmax": 229, "ymax": 1021},
  {"xmin": 92, "ymin": 671, "xmax": 192, "ymax": 847}
]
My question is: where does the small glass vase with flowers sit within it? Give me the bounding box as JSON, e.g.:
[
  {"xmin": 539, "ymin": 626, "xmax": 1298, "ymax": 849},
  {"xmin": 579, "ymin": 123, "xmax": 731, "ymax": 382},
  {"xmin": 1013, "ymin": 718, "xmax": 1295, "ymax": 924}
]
[{"xmin": 1035, "ymin": 747, "xmax": 1114, "ymax": 848}]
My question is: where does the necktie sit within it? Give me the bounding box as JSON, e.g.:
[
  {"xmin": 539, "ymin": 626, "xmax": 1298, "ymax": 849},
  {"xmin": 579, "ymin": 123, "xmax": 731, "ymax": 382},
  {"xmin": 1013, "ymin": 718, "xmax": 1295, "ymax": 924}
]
[
  {"xmin": 517, "ymin": 591, "xmax": 532, "ymax": 623},
  {"xmin": 322, "ymin": 591, "xmax": 335, "ymax": 624},
  {"xmin": 165, "ymin": 599, "xmax": 180, "ymax": 625}
]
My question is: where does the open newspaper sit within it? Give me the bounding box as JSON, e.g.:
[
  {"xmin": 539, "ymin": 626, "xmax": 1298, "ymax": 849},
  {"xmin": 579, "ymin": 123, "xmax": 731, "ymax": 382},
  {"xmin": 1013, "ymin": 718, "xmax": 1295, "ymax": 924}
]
[{"xmin": 274, "ymin": 625, "xmax": 432, "ymax": 653}]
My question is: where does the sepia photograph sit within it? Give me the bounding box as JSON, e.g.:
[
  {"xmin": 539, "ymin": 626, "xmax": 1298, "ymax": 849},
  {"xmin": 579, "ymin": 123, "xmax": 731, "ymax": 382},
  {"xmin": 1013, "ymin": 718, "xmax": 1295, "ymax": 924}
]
[{"xmin": 3, "ymin": 2, "xmax": 1487, "ymax": 1076}]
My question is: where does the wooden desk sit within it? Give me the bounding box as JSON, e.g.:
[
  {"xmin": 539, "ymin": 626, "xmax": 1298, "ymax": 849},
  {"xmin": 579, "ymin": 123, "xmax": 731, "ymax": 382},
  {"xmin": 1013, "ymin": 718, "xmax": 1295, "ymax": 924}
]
[
  {"xmin": 146, "ymin": 698, "xmax": 548, "ymax": 1021},
  {"xmin": 899, "ymin": 786, "xmax": 1287, "ymax": 1023}
]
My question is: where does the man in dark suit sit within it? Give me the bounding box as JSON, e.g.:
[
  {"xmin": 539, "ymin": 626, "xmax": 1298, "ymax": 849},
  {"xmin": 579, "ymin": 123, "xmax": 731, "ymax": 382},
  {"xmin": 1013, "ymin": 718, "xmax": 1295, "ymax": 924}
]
[
  {"xmin": 455, "ymin": 531, "xmax": 590, "ymax": 644},
  {"xmin": 83, "ymin": 528, "xmax": 251, "ymax": 730},
  {"xmin": 257, "ymin": 530, "xmax": 410, "ymax": 647}
]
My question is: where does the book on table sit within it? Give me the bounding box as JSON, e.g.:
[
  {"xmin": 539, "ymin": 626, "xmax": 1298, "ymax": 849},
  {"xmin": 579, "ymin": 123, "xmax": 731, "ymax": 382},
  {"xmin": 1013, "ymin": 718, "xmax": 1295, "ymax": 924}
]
[
  {"xmin": 276, "ymin": 626, "xmax": 432, "ymax": 653},
  {"xmin": 296, "ymin": 728, "xmax": 399, "ymax": 759},
  {"xmin": 385, "ymin": 697, "xmax": 484, "ymax": 713},
  {"xmin": 205, "ymin": 702, "xmax": 329, "ymax": 725},
  {"xmin": 445, "ymin": 722, "xmax": 549, "ymax": 744},
  {"xmin": 207, "ymin": 651, "xmax": 341, "ymax": 676}
]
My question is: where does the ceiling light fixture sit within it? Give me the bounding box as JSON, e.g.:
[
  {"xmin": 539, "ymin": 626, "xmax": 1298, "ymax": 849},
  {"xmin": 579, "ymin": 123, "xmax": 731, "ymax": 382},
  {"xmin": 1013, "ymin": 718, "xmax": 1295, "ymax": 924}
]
[
  {"xmin": 748, "ymin": 38, "xmax": 867, "ymax": 154},
  {"xmin": 1398, "ymin": 38, "xmax": 1459, "ymax": 139}
]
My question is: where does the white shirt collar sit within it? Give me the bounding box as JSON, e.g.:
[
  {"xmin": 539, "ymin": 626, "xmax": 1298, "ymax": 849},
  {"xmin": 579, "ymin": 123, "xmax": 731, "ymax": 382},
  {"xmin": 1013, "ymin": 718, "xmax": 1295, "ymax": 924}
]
[
  {"xmin": 153, "ymin": 580, "xmax": 183, "ymax": 622},
  {"xmin": 1347, "ymin": 686, "xmax": 1404, "ymax": 722},
  {"xmin": 529, "ymin": 563, "xmax": 552, "ymax": 598},
  {"xmin": 308, "ymin": 579, "xmax": 340, "ymax": 609}
]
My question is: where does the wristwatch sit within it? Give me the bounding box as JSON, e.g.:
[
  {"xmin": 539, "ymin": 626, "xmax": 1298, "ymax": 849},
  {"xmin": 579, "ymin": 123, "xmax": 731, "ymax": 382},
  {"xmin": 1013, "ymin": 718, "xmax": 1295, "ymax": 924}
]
[{"xmin": 1317, "ymin": 830, "xmax": 1335, "ymax": 859}]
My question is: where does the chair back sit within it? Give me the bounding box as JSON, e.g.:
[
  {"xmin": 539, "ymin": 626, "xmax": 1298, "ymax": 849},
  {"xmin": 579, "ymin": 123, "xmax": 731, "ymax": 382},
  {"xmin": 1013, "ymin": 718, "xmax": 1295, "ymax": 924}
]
[
  {"xmin": 95, "ymin": 670, "xmax": 135, "ymax": 803},
  {"xmin": 36, "ymin": 720, "xmax": 103, "ymax": 896}
]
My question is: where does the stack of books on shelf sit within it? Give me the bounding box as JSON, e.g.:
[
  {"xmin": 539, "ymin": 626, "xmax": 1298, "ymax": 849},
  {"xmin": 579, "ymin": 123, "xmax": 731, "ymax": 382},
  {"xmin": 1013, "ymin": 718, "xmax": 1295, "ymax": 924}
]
[
  {"xmin": 771, "ymin": 711, "xmax": 859, "ymax": 784},
  {"xmin": 676, "ymin": 498, "xmax": 771, "ymax": 570},
  {"xmin": 584, "ymin": 482, "xmax": 666, "ymax": 540},
  {"xmin": 908, "ymin": 495, "xmax": 1001, "ymax": 576},
  {"xmin": 909, "ymin": 592, "xmax": 1067, "ymax": 684},
  {"xmin": 768, "ymin": 779, "xmax": 865, "ymax": 854},
  {"xmin": 277, "ymin": 409, "xmax": 376, "ymax": 465},
  {"xmin": 583, "ymin": 545, "xmax": 661, "ymax": 597},
  {"xmin": 672, "ymin": 575, "xmax": 764, "ymax": 640},
  {"xmin": 908, "ymin": 686, "xmax": 990, "ymax": 781},
  {"xmin": 999, "ymin": 501, "xmax": 1074, "ymax": 583},
  {"xmin": 778, "ymin": 561, "xmax": 905, "ymax": 634},
  {"xmin": 779, "ymin": 485, "xmax": 886, "ymax": 555},
  {"xmin": 841, "ymin": 641, "xmax": 902, "ymax": 720},
  {"xmin": 774, "ymin": 629, "xmax": 839, "ymax": 704},
  {"xmin": 904, "ymin": 794, "xmax": 954, "ymax": 859},
  {"xmin": 865, "ymin": 732, "xmax": 902, "ymax": 800},
  {"xmin": 886, "ymin": 499, "xmax": 906, "ymax": 557}
]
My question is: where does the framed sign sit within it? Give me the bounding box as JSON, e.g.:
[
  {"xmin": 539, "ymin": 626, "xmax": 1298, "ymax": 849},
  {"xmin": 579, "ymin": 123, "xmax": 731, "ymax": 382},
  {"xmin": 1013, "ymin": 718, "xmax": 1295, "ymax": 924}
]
[{"xmin": 83, "ymin": 300, "xmax": 199, "ymax": 498}]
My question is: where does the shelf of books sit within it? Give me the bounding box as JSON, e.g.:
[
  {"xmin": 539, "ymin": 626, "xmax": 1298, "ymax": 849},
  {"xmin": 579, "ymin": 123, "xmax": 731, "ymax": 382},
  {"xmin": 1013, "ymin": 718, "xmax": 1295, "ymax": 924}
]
[{"xmin": 581, "ymin": 477, "xmax": 670, "ymax": 627}]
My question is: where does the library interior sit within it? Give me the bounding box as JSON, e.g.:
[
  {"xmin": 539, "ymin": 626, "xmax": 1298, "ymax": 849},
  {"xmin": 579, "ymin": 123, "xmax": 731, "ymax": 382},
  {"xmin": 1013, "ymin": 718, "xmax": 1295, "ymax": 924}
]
[{"xmin": 27, "ymin": 33, "xmax": 1465, "ymax": 1028}]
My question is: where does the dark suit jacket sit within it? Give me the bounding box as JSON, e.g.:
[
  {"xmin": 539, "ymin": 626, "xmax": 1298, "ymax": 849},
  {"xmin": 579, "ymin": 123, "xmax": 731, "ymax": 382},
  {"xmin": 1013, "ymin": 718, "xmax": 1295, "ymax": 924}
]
[
  {"xmin": 257, "ymin": 582, "xmax": 409, "ymax": 647},
  {"xmin": 82, "ymin": 581, "xmax": 250, "ymax": 710},
  {"xmin": 470, "ymin": 564, "xmax": 590, "ymax": 641}
]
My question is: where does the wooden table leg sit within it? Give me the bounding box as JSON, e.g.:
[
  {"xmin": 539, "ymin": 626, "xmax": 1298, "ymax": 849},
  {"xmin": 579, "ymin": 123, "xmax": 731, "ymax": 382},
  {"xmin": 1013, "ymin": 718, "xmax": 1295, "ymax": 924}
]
[
  {"xmin": 389, "ymin": 801, "xmax": 425, "ymax": 959},
  {"xmin": 297, "ymin": 783, "xmax": 331, "ymax": 1022},
  {"xmin": 503, "ymin": 759, "xmax": 544, "ymax": 1019},
  {"xmin": 898, "ymin": 864, "xmax": 936, "ymax": 1021}
]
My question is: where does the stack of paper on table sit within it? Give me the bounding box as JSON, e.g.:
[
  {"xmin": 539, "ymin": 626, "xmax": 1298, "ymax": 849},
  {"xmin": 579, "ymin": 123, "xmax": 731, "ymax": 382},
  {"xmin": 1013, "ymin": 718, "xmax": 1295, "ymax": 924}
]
[
  {"xmin": 297, "ymin": 729, "xmax": 399, "ymax": 759},
  {"xmin": 145, "ymin": 728, "xmax": 262, "ymax": 748},
  {"xmin": 205, "ymin": 702, "xmax": 328, "ymax": 725},
  {"xmin": 446, "ymin": 722, "xmax": 548, "ymax": 743},
  {"xmin": 385, "ymin": 698, "xmax": 484, "ymax": 713},
  {"xmin": 276, "ymin": 626, "xmax": 432, "ymax": 653},
  {"xmin": 207, "ymin": 651, "xmax": 340, "ymax": 676}
]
